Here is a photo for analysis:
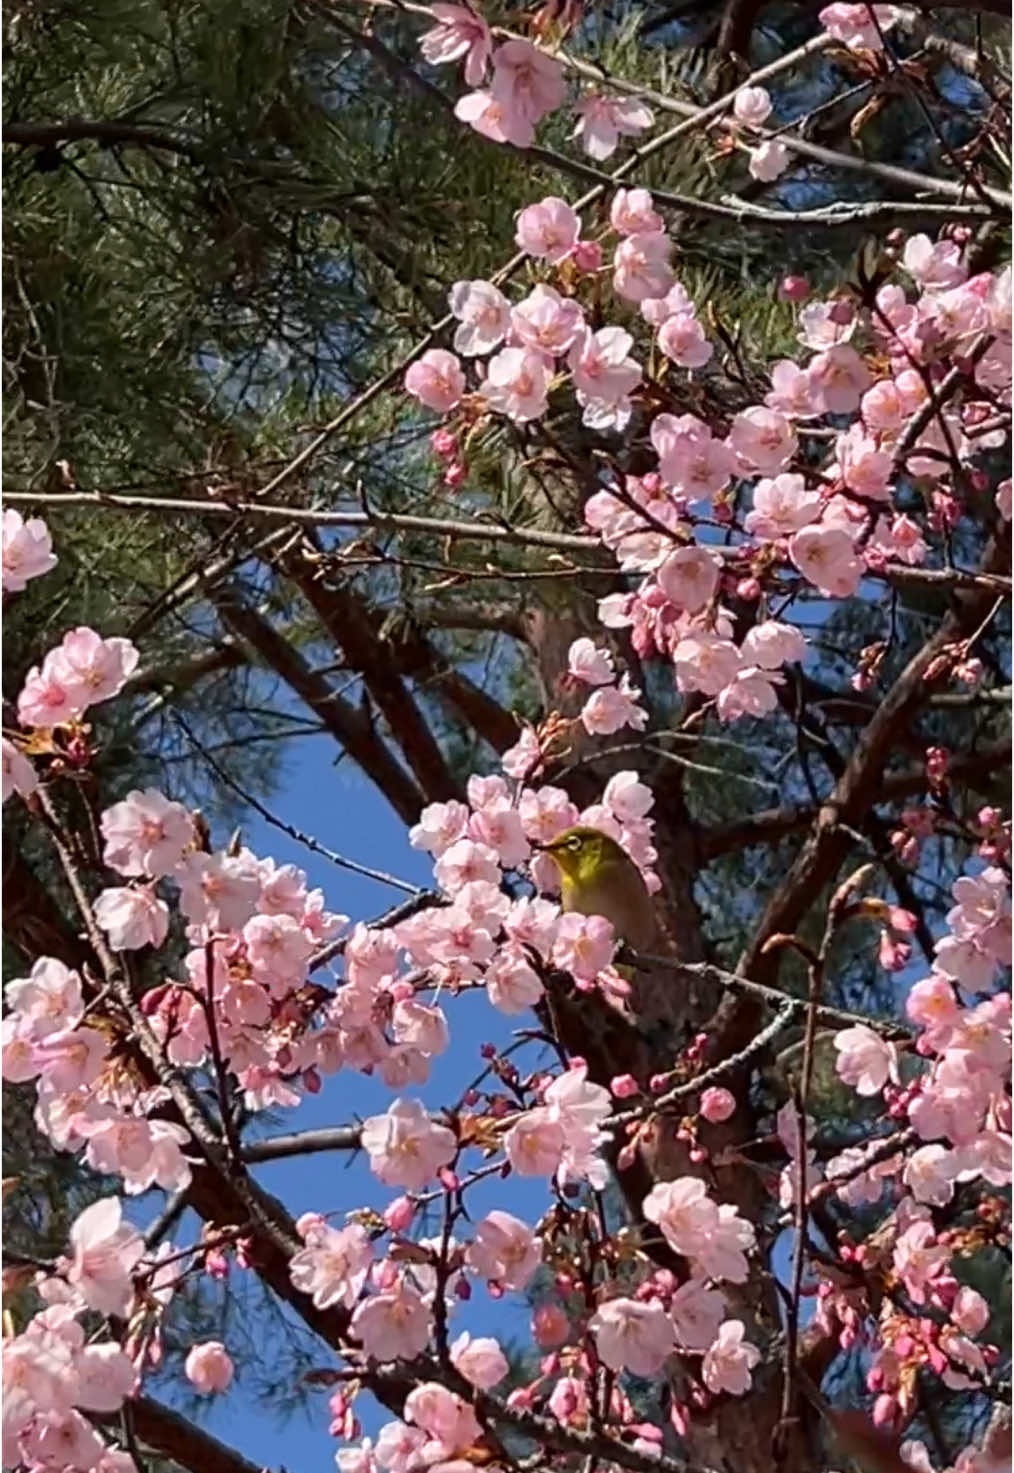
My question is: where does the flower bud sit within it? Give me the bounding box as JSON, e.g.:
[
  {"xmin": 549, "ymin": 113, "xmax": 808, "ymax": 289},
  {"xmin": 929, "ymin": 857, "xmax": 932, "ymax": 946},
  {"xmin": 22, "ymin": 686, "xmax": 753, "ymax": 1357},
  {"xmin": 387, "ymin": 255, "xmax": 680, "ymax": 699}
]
[
  {"xmin": 443, "ymin": 461, "xmax": 466, "ymax": 489},
  {"xmin": 185, "ymin": 1342, "xmax": 234, "ymax": 1395},
  {"xmin": 779, "ymin": 275, "xmax": 809, "ymax": 302},
  {"xmin": 699, "ymin": 1087, "xmax": 736, "ymax": 1123},
  {"xmin": 571, "ymin": 239, "xmax": 602, "ymax": 273},
  {"xmin": 382, "ymin": 1195, "xmax": 415, "ymax": 1233},
  {"xmin": 610, "ymin": 1073, "xmax": 640, "ymax": 1099}
]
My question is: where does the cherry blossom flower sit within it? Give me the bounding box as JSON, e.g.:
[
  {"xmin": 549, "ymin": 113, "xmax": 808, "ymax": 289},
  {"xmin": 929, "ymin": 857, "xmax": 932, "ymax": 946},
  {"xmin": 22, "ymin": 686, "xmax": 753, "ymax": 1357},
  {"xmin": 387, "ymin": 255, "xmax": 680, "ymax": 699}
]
[
  {"xmin": 2, "ymin": 509, "xmax": 57, "ymax": 592},
  {"xmin": 798, "ymin": 300, "xmax": 856, "ymax": 350},
  {"xmin": 657, "ymin": 311, "xmax": 713, "ymax": 368},
  {"xmin": 695, "ymin": 1204, "xmax": 756, "ymax": 1283},
  {"xmin": 352, "ymin": 1286, "xmax": 430, "ymax": 1360},
  {"xmin": 671, "ymin": 1277, "xmax": 726, "ymax": 1350},
  {"xmin": 243, "ymin": 912, "xmax": 313, "ymax": 991},
  {"xmin": 490, "ymin": 41, "xmax": 566, "ymax": 131},
  {"xmin": 835, "ymin": 424, "xmax": 893, "ymax": 499},
  {"xmin": 572, "ymin": 93, "xmax": 654, "ymax": 160},
  {"xmin": 336, "ymin": 1439, "xmax": 378, "ymax": 1473},
  {"xmin": 450, "ymin": 1331, "xmax": 509, "ymax": 1388},
  {"xmin": 747, "ymin": 140, "xmax": 790, "ymax": 181},
  {"xmin": 53, "ymin": 627, "xmax": 138, "ymax": 706},
  {"xmin": 656, "ymin": 545, "xmax": 720, "ymax": 613},
  {"xmin": 34, "ymin": 1027, "xmax": 108, "ymax": 1093},
  {"xmin": 580, "ymin": 675, "xmax": 648, "ymax": 735},
  {"xmin": 1, "ymin": 1015, "xmax": 41, "ymax": 1083},
  {"xmin": 409, "ymin": 799, "xmax": 470, "ymax": 857},
  {"xmin": 567, "ymin": 637, "xmax": 616, "ymax": 686},
  {"xmin": 433, "ymin": 837, "xmax": 501, "ymax": 891},
  {"xmin": 732, "ymin": 86, "xmax": 772, "ymax": 127},
  {"xmin": 766, "ymin": 359, "xmax": 823, "ymax": 418},
  {"xmin": 5, "ymin": 957, "xmax": 83, "ymax": 1040},
  {"xmin": 603, "ymin": 771, "xmax": 654, "ymax": 824},
  {"xmin": 511, "ymin": 284, "xmax": 584, "ymax": 357},
  {"xmin": 514, "ymin": 196, "xmax": 580, "ymax": 261},
  {"xmin": 65, "ymin": 1198, "xmax": 144, "ymax": 1318},
  {"xmin": 568, "ymin": 326, "xmax": 641, "ymax": 428},
  {"xmin": 946, "ymin": 867, "xmax": 1011, "ymax": 967},
  {"xmin": 746, "ymin": 472, "xmax": 822, "ymax": 539},
  {"xmin": 506, "ymin": 1107, "xmax": 566, "ymax": 1176},
  {"xmin": 448, "ymin": 280, "xmax": 511, "ymax": 356},
  {"xmin": 613, "ymin": 231, "xmax": 674, "ymax": 304},
  {"xmin": 727, "ymin": 406, "xmax": 796, "ymax": 475},
  {"xmin": 819, "ymin": 4, "xmax": 899, "ymax": 50},
  {"xmin": 717, "ymin": 667, "xmax": 782, "ymax": 721},
  {"xmin": 903, "ymin": 1143, "xmax": 957, "ymax": 1206},
  {"xmin": 951, "ymin": 1286, "xmax": 990, "ymax": 1338},
  {"xmin": 1, "ymin": 737, "xmax": 37, "ymax": 804},
  {"xmin": 184, "ymin": 1342, "xmax": 233, "ymax": 1395},
  {"xmin": 902, "ymin": 234, "xmax": 967, "ymax": 293},
  {"xmin": 391, "ymin": 999, "xmax": 450, "ymax": 1057},
  {"xmin": 642, "ymin": 1177, "xmax": 718, "ymax": 1257},
  {"xmin": 481, "ymin": 346, "xmax": 550, "ymax": 422},
  {"xmin": 17, "ymin": 661, "xmax": 80, "ymax": 728},
  {"xmin": 404, "ymin": 349, "xmax": 466, "ymax": 412},
  {"xmin": 789, "ymin": 525, "xmax": 863, "ymax": 598},
  {"xmin": 740, "ymin": 620, "xmax": 806, "ymax": 669},
  {"xmin": 419, "ymin": 4, "xmax": 492, "ymax": 86},
  {"xmin": 18, "ymin": 628, "xmax": 139, "ymax": 727},
  {"xmin": 454, "ymin": 87, "xmax": 534, "ymax": 147},
  {"xmin": 404, "ymin": 1382, "xmax": 481, "ymax": 1456},
  {"xmin": 100, "ymin": 789, "xmax": 193, "ymax": 877},
  {"xmin": 906, "ymin": 974, "xmax": 962, "ymax": 1047},
  {"xmin": 466, "ymin": 1211, "xmax": 541, "ymax": 1290},
  {"xmin": 833, "ymin": 1023, "xmax": 899, "ymax": 1095},
  {"xmin": 808, "ymin": 344, "xmax": 872, "ymax": 413},
  {"xmin": 74, "ymin": 1342, "xmax": 136, "ymax": 1413},
  {"xmin": 94, "ymin": 885, "xmax": 169, "ymax": 951},
  {"xmin": 893, "ymin": 1220, "xmax": 949, "ymax": 1304},
  {"xmin": 551, "ymin": 912, "xmax": 616, "ymax": 981},
  {"xmin": 673, "ymin": 632, "xmax": 743, "ymax": 697},
  {"xmin": 360, "ymin": 1098, "xmax": 457, "ymax": 1190},
  {"xmin": 289, "ymin": 1222, "xmax": 373, "ymax": 1310},
  {"xmin": 702, "ymin": 1320, "xmax": 761, "ymax": 1395},
  {"xmin": 590, "ymin": 1297, "xmax": 675, "ymax": 1375},
  {"xmin": 176, "ymin": 850, "xmax": 261, "ymax": 933},
  {"xmin": 651, "ymin": 413, "xmax": 733, "ymax": 498},
  {"xmin": 609, "ymin": 186, "xmax": 663, "ymax": 237},
  {"xmin": 543, "ymin": 1065, "xmax": 612, "ymax": 1188}
]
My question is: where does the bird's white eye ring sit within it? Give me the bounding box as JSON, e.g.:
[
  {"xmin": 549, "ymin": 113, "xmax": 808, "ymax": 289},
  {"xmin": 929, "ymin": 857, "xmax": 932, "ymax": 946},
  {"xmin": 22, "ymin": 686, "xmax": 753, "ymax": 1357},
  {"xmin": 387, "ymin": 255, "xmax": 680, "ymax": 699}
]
[{"xmin": 566, "ymin": 835, "xmax": 582, "ymax": 852}]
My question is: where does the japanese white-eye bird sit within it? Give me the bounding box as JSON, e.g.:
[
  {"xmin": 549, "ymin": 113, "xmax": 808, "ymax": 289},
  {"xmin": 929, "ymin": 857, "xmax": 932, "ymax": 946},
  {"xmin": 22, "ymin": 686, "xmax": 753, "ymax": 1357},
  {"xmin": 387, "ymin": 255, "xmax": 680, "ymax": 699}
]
[{"xmin": 538, "ymin": 826, "xmax": 658, "ymax": 953}]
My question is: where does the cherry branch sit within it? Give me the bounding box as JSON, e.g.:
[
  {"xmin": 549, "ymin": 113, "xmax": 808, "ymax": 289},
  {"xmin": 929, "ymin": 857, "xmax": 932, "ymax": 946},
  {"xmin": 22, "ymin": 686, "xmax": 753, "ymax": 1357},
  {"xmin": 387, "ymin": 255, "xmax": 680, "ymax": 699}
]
[
  {"xmin": 7, "ymin": 493, "xmax": 1011, "ymax": 599},
  {"xmin": 699, "ymin": 740, "xmax": 1011, "ymax": 858},
  {"xmin": 94, "ymin": 1397, "xmax": 274, "ymax": 1473},
  {"xmin": 366, "ymin": 0, "xmax": 1011, "ymax": 211}
]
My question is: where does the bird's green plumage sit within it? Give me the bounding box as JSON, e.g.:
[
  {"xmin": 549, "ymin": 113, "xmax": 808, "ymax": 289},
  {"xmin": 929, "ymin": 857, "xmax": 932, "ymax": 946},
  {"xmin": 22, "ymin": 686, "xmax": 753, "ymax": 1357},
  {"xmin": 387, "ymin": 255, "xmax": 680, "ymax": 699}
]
[{"xmin": 541, "ymin": 825, "xmax": 657, "ymax": 953}]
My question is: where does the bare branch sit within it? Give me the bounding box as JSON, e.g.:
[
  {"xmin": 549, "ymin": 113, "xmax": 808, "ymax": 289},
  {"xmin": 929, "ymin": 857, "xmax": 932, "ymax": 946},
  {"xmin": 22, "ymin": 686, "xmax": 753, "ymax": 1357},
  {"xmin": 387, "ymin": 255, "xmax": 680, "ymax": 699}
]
[
  {"xmin": 95, "ymin": 1397, "xmax": 272, "ymax": 1473},
  {"xmin": 213, "ymin": 585, "xmax": 427, "ymax": 824}
]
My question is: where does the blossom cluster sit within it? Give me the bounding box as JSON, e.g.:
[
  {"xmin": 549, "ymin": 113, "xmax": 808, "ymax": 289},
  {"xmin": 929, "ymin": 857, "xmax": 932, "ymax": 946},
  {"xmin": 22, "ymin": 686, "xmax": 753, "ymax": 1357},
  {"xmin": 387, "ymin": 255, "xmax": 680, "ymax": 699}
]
[
  {"xmin": 417, "ymin": 3, "xmax": 902, "ymax": 177},
  {"xmin": 2, "ymin": 1197, "xmax": 181, "ymax": 1470},
  {"xmin": 405, "ymin": 189, "xmax": 1010, "ymax": 726},
  {"xmin": 810, "ymin": 863, "xmax": 1012, "ymax": 1435}
]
